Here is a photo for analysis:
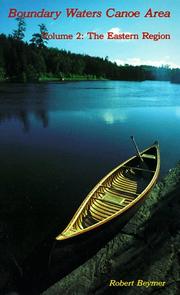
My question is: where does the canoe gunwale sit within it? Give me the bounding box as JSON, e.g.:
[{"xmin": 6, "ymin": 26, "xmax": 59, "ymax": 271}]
[{"xmin": 56, "ymin": 143, "xmax": 160, "ymax": 241}]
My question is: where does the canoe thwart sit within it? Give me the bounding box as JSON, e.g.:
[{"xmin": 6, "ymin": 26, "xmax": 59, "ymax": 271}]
[
  {"xmin": 142, "ymin": 153, "xmax": 156, "ymax": 159},
  {"xmin": 123, "ymin": 166, "xmax": 155, "ymax": 173}
]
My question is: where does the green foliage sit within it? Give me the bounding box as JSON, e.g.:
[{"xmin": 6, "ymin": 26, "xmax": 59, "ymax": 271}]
[
  {"xmin": 12, "ymin": 17, "xmax": 26, "ymax": 41},
  {"xmin": 0, "ymin": 67, "xmax": 5, "ymax": 80},
  {"xmin": 26, "ymin": 65, "xmax": 39, "ymax": 81},
  {"xmin": 30, "ymin": 24, "xmax": 48, "ymax": 48},
  {"xmin": 0, "ymin": 32, "xmax": 179, "ymax": 83},
  {"xmin": 171, "ymin": 69, "xmax": 180, "ymax": 83}
]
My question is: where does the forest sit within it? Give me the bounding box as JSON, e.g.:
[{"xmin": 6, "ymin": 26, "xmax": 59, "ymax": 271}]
[{"xmin": 0, "ymin": 18, "xmax": 180, "ymax": 83}]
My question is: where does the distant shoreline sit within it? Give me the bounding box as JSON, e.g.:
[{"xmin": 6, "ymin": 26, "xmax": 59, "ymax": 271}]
[
  {"xmin": 1, "ymin": 77, "xmax": 180, "ymax": 84},
  {"xmin": 0, "ymin": 75, "xmax": 108, "ymax": 83}
]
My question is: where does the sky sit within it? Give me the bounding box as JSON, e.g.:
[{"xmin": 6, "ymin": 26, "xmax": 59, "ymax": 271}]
[{"xmin": 0, "ymin": 0, "xmax": 179, "ymax": 68}]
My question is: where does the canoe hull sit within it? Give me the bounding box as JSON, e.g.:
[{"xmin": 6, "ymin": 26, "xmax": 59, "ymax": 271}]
[
  {"xmin": 20, "ymin": 143, "xmax": 160, "ymax": 294},
  {"xmin": 50, "ymin": 143, "xmax": 160, "ymax": 287},
  {"xmin": 56, "ymin": 144, "xmax": 160, "ymax": 241},
  {"xmin": 58, "ymin": 183, "xmax": 153, "ymax": 246},
  {"xmin": 50, "ymin": 183, "xmax": 156, "ymax": 282}
]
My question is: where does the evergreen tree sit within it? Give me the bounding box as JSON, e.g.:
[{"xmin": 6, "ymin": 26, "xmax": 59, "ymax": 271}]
[
  {"xmin": 30, "ymin": 24, "xmax": 48, "ymax": 48},
  {"xmin": 12, "ymin": 17, "xmax": 26, "ymax": 40}
]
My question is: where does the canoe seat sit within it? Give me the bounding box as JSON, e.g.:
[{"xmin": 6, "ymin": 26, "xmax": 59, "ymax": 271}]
[{"xmin": 103, "ymin": 193, "xmax": 125, "ymax": 206}]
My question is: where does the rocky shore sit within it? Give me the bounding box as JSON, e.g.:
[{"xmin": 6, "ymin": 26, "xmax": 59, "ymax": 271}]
[{"xmin": 42, "ymin": 162, "xmax": 180, "ymax": 295}]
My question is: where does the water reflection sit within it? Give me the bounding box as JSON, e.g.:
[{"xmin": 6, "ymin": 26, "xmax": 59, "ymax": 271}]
[
  {"xmin": 175, "ymin": 107, "xmax": 180, "ymax": 118},
  {"xmin": 0, "ymin": 81, "xmax": 180, "ymax": 169},
  {"xmin": 62, "ymin": 109, "xmax": 128, "ymax": 125},
  {"xmin": 0, "ymin": 84, "xmax": 49, "ymax": 132},
  {"xmin": 0, "ymin": 108, "xmax": 49, "ymax": 132},
  {"xmin": 102, "ymin": 110, "xmax": 128, "ymax": 124}
]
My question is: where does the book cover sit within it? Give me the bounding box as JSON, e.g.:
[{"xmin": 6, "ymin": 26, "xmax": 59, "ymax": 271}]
[{"xmin": 0, "ymin": 1, "xmax": 180, "ymax": 294}]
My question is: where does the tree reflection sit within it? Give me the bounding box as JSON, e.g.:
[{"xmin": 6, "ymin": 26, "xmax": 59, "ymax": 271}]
[
  {"xmin": 0, "ymin": 110, "xmax": 49, "ymax": 132},
  {"xmin": 0, "ymin": 84, "xmax": 50, "ymax": 132},
  {"xmin": 35, "ymin": 110, "xmax": 49, "ymax": 128}
]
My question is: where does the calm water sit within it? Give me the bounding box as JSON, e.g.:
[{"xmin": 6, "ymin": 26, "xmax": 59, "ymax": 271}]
[{"xmin": 0, "ymin": 81, "xmax": 180, "ymax": 256}]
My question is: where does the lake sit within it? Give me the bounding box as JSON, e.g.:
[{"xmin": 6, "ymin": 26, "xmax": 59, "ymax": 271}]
[{"xmin": 0, "ymin": 80, "xmax": 180, "ymax": 259}]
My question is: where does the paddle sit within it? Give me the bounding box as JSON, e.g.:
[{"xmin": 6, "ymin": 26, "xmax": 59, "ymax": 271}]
[{"xmin": 130, "ymin": 136, "xmax": 144, "ymax": 163}]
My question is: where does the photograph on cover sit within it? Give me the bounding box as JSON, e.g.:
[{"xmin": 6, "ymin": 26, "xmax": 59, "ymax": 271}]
[{"xmin": 0, "ymin": 0, "xmax": 180, "ymax": 294}]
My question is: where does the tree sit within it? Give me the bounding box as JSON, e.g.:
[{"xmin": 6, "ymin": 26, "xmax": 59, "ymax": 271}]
[
  {"xmin": 30, "ymin": 24, "xmax": 48, "ymax": 48},
  {"xmin": 12, "ymin": 17, "xmax": 26, "ymax": 40},
  {"xmin": 0, "ymin": 67, "xmax": 5, "ymax": 80}
]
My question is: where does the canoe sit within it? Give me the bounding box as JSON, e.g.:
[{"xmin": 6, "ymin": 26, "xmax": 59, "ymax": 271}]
[{"xmin": 56, "ymin": 142, "xmax": 160, "ymax": 241}]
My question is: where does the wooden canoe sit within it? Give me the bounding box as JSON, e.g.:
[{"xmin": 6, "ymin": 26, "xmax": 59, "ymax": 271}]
[{"xmin": 56, "ymin": 142, "xmax": 160, "ymax": 241}]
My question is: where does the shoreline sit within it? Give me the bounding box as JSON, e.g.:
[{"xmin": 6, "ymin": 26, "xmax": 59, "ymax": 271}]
[
  {"xmin": 0, "ymin": 76, "xmax": 108, "ymax": 83},
  {"xmin": 1, "ymin": 78, "xmax": 180, "ymax": 84}
]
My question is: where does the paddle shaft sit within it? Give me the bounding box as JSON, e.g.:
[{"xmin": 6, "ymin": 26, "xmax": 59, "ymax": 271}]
[{"xmin": 130, "ymin": 136, "xmax": 144, "ymax": 163}]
